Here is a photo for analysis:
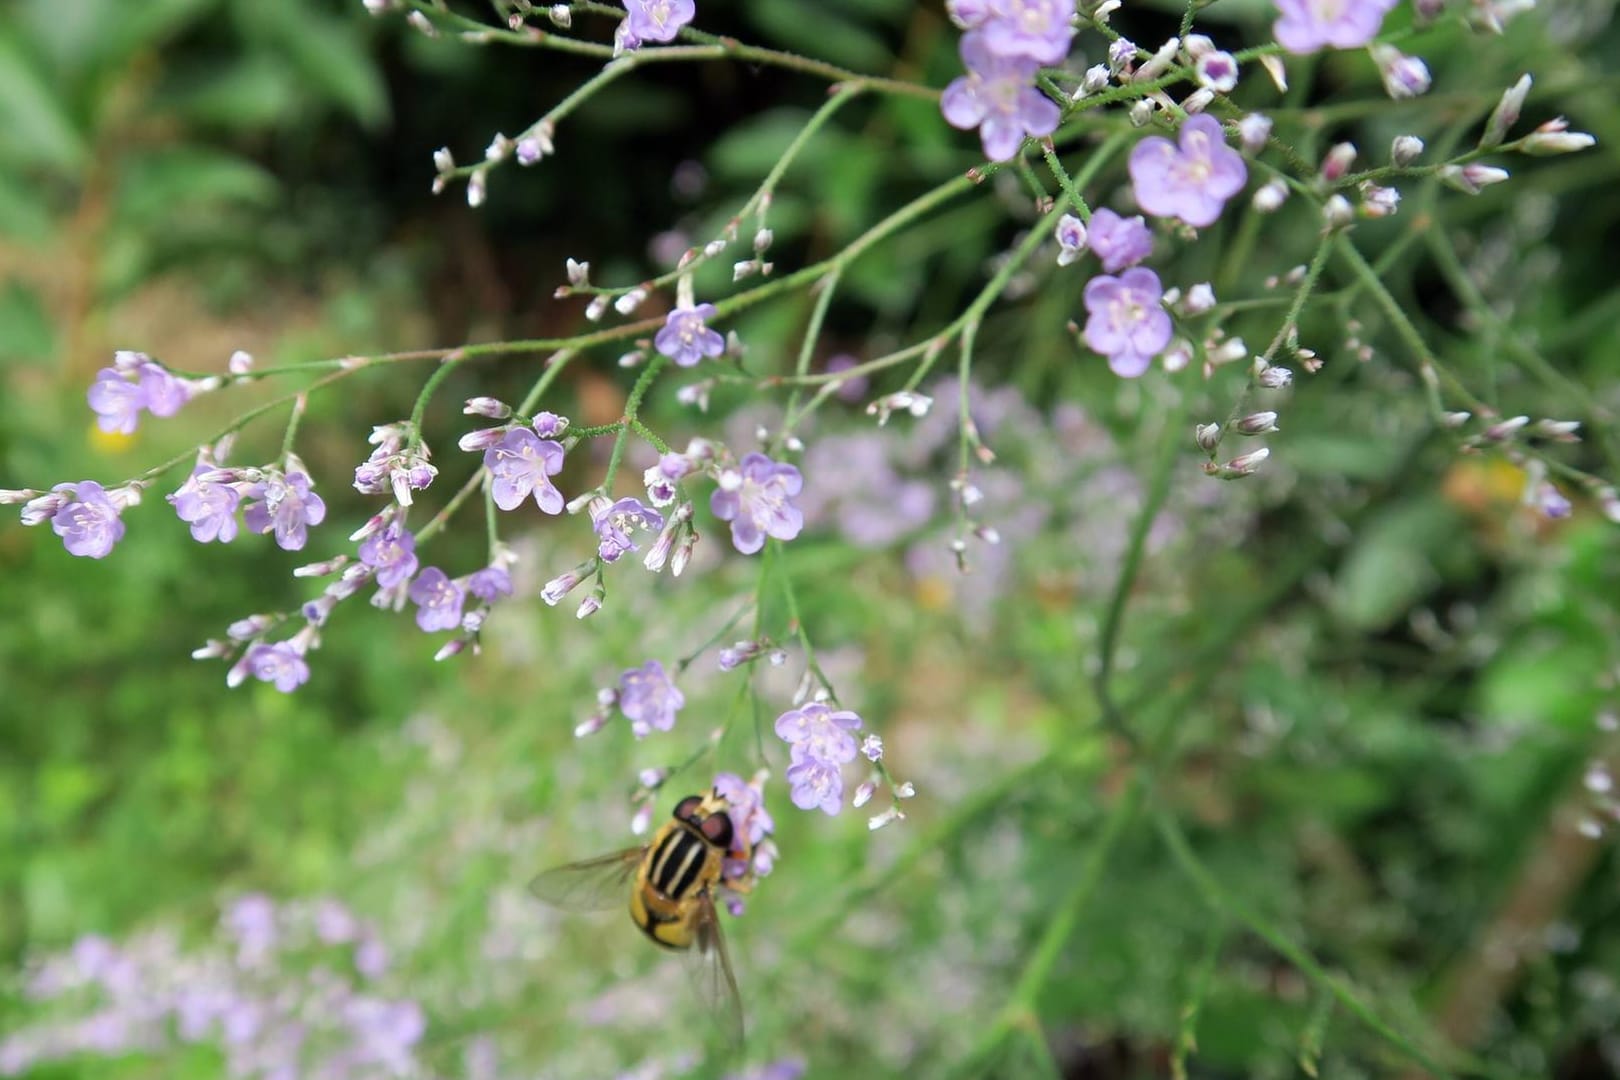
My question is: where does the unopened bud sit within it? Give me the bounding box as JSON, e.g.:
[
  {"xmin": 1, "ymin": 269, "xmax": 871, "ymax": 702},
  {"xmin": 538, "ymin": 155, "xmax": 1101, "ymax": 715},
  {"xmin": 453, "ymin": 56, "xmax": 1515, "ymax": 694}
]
[
  {"xmin": 1484, "ymin": 415, "xmax": 1530, "ymax": 441},
  {"xmin": 432, "ymin": 147, "xmax": 455, "ymax": 174},
  {"xmin": 1440, "ymin": 163, "xmax": 1511, "ymax": 194},
  {"xmin": 1371, "ymin": 45, "xmax": 1431, "ymax": 99},
  {"xmin": 1321, "ymin": 142, "xmax": 1357, "ymax": 183},
  {"xmin": 585, "ymin": 295, "xmax": 609, "ymax": 321},
  {"xmin": 630, "ymin": 802, "xmax": 654, "ymax": 835},
  {"xmin": 1195, "ymin": 423, "xmax": 1223, "ymax": 453},
  {"xmin": 1183, "ymin": 88, "xmax": 1216, "ymax": 114},
  {"xmin": 1521, "ymin": 123, "xmax": 1596, "ymax": 156},
  {"xmin": 1259, "ymin": 54, "xmax": 1288, "ymax": 93},
  {"xmin": 1236, "ymin": 113, "xmax": 1273, "ymax": 156},
  {"xmin": 1253, "ymin": 180, "xmax": 1288, "ymax": 212},
  {"xmin": 868, "ymin": 807, "xmax": 907, "ymax": 831},
  {"xmin": 1481, "ymin": 74, "xmax": 1531, "ymax": 149},
  {"xmin": 548, "ymin": 3, "xmax": 571, "ymax": 27},
  {"xmin": 1235, "ymin": 411, "xmax": 1279, "ymax": 435},
  {"xmin": 1128, "ymin": 99, "xmax": 1155, "ymax": 127},
  {"xmin": 1323, "ymin": 194, "xmax": 1355, "ymax": 229},
  {"xmin": 1135, "ymin": 36, "xmax": 1181, "ymax": 82},
  {"xmin": 613, "ymin": 288, "xmax": 646, "ymax": 316},
  {"xmin": 463, "ymin": 397, "xmax": 511, "ymax": 419},
  {"xmin": 457, "ymin": 427, "xmax": 509, "ymax": 452},
  {"xmin": 852, "ymin": 780, "xmax": 877, "ymax": 809},
  {"xmin": 1258, "ymin": 365, "xmax": 1293, "ymax": 389},
  {"xmin": 566, "ymin": 258, "xmax": 590, "ymax": 286},
  {"xmin": 1391, "ymin": 135, "xmax": 1424, "ymax": 166}
]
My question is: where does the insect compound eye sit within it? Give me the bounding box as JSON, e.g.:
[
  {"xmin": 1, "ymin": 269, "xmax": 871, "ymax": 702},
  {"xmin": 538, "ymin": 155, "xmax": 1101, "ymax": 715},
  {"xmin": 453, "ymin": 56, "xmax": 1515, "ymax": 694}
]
[
  {"xmin": 672, "ymin": 795, "xmax": 703, "ymax": 823},
  {"xmin": 699, "ymin": 811, "xmax": 735, "ymax": 851}
]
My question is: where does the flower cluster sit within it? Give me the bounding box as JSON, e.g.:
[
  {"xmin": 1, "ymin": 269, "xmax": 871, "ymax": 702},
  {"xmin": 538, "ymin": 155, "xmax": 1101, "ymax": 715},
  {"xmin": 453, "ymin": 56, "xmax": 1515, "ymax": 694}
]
[
  {"xmin": 353, "ymin": 422, "xmax": 437, "ymax": 507},
  {"xmin": 87, "ymin": 352, "xmax": 209, "ymax": 435},
  {"xmin": 941, "ymin": 1, "xmax": 1073, "ymax": 162},
  {"xmin": 774, "ymin": 702, "xmax": 863, "ymax": 815}
]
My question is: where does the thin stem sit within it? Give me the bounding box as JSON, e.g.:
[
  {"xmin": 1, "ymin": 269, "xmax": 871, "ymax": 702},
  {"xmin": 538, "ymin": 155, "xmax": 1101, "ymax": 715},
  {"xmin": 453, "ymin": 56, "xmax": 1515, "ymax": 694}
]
[
  {"xmin": 602, "ymin": 356, "xmax": 666, "ymax": 489},
  {"xmin": 408, "ymin": 353, "xmax": 467, "ymax": 451}
]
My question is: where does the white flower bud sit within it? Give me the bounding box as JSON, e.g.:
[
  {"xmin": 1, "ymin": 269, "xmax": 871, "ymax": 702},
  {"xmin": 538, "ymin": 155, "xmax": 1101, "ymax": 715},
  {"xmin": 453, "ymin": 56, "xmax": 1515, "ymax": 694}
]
[
  {"xmin": 406, "ymin": 10, "xmax": 437, "ymax": 35},
  {"xmin": 1253, "ymin": 179, "xmax": 1288, "ymax": 212},
  {"xmin": 1183, "ymin": 88, "xmax": 1216, "ymax": 114},
  {"xmin": 548, "ymin": 3, "xmax": 572, "ymax": 27},
  {"xmin": 852, "ymin": 780, "xmax": 877, "ymax": 809},
  {"xmin": 466, "ymin": 169, "xmax": 487, "ymax": 208},
  {"xmin": 566, "ymin": 258, "xmax": 590, "ymax": 286},
  {"xmin": 1259, "ymin": 54, "xmax": 1288, "ymax": 93},
  {"xmin": 1128, "ymin": 99, "xmax": 1155, "ymax": 127},
  {"xmin": 868, "ymin": 807, "xmax": 906, "ymax": 831},
  {"xmin": 1323, "ymin": 194, "xmax": 1355, "ymax": 229},
  {"xmin": 585, "ymin": 295, "xmax": 609, "ymax": 321},
  {"xmin": 1391, "ymin": 135, "xmax": 1424, "ymax": 166},
  {"xmin": 1235, "ymin": 411, "xmax": 1279, "ymax": 435},
  {"xmin": 1481, "ymin": 73, "xmax": 1531, "ymax": 149},
  {"xmin": 1440, "ymin": 163, "xmax": 1510, "ymax": 194},
  {"xmin": 1195, "ymin": 423, "xmax": 1222, "ymax": 453},
  {"xmin": 1320, "ymin": 142, "xmax": 1357, "ymax": 183},
  {"xmin": 432, "ymin": 147, "xmax": 454, "ymax": 174},
  {"xmin": 1135, "ymin": 36, "xmax": 1181, "ymax": 81},
  {"xmin": 1521, "ymin": 123, "xmax": 1596, "ymax": 156},
  {"xmin": 613, "ymin": 287, "xmax": 646, "ymax": 316},
  {"xmin": 1183, "ymin": 282, "xmax": 1216, "ymax": 315}
]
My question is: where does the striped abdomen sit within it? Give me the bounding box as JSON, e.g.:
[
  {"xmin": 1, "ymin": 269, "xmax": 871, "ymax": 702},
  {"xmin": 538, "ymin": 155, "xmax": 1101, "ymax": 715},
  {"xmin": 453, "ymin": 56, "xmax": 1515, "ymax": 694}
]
[{"xmin": 629, "ymin": 821, "xmax": 719, "ymax": 950}]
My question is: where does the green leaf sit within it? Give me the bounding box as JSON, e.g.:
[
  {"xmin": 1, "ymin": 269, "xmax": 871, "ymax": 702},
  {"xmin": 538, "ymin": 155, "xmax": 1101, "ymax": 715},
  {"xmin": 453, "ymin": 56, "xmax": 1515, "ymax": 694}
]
[
  {"xmin": 1331, "ymin": 496, "xmax": 1473, "ymax": 631},
  {"xmin": 112, "ymin": 145, "xmax": 279, "ymax": 227},
  {"xmin": 0, "ymin": 278, "xmax": 56, "ymax": 363},
  {"xmin": 0, "ymin": 28, "xmax": 88, "ymax": 171},
  {"xmin": 233, "ymin": 0, "xmax": 389, "ymax": 130}
]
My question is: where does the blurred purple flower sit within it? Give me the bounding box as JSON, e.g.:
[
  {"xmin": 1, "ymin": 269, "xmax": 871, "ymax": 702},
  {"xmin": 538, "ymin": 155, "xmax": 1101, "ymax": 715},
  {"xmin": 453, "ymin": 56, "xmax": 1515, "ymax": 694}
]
[
  {"xmin": 774, "ymin": 702, "xmax": 863, "ymax": 765},
  {"xmin": 785, "ymin": 755, "xmax": 845, "ymax": 816},
  {"xmin": 824, "ymin": 354, "xmax": 869, "ymax": 402},
  {"xmin": 654, "ymin": 303, "xmax": 725, "ymax": 367},
  {"xmin": 467, "ymin": 566, "xmax": 513, "ymax": 602},
  {"xmin": 1082, "ymin": 268, "xmax": 1173, "ymax": 377},
  {"xmin": 1273, "ymin": 0, "xmax": 1396, "ymax": 53},
  {"xmin": 618, "ymin": 0, "xmax": 695, "ymax": 50},
  {"xmin": 1086, "ymin": 209, "xmax": 1154, "ymax": 273},
  {"xmin": 980, "ymin": 0, "xmax": 1074, "ymax": 63},
  {"xmin": 50, "ymin": 481, "xmax": 126, "ymax": 558},
  {"xmin": 87, "ymin": 368, "xmax": 147, "ymax": 434},
  {"xmin": 243, "ymin": 643, "xmax": 310, "ymax": 693},
  {"xmin": 710, "ymin": 452, "xmax": 804, "ymax": 555},
  {"xmin": 725, "ymin": 1059, "xmax": 808, "ymax": 1080},
  {"xmin": 714, "ymin": 772, "xmax": 774, "ymax": 848},
  {"xmin": 618, "ymin": 660, "xmax": 684, "ymax": 738},
  {"xmin": 1129, "ymin": 115, "xmax": 1248, "ymax": 227},
  {"xmin": 941, "ymin": 33, "xmax": 1059, "ymax": 162},
  {"xmin": 243, "ymin": 470, "xmax": 326, "ymax": 552},
  {"xmin": 485, "ymin": 428, "xmax": 566, "ymax": 513},
  {"xmin": 408, "ymin": 567, "xmax": 465, "ymax": 632},
  {"xmin": 139, "ymin": 363, "xmax": 190, "ymax": 418},
  {"xmin": 358, "ymin": 524, "xmax": 419, "ymax": 589}
]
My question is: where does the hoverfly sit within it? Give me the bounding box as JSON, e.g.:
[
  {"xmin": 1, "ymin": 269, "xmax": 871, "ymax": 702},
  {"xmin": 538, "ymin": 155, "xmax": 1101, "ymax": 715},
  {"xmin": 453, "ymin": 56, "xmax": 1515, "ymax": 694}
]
[{"xmin": 530, "ymin": 787, "xmax": 755, "ymax": 1047}]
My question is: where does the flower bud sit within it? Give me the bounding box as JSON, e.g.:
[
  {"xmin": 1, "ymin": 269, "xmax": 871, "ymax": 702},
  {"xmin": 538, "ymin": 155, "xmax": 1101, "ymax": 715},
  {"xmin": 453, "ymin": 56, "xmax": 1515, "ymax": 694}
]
[
  {"xmin": 1183, "ymin": 282, "xmax": 1216, "ymax": 315},
  {"xmin": 1078, "ymin": 64, "xmax": 1110, "ymax": 97},
  {"xmin": 1252, "ymin": 180, "xmax": 1288, "ymax": 213},
  {"xmin": 1484, "ymin": 415, "xmax": 1530, "ymax": 441},
  {"xmin": 541, "ymin": 564, "xmax": 590, "ymax": 606},
  {"xmin": 1259, "ymin": 54, "xmax": 1288, "ymax": 92},
  {"xmin": 852, "ymin": 780, "xmax": 877, "ymax": 809},
  {"xmin": 1226, "ymin": 447, "xmax": 1270, "ymax": 474},
  {"xmin": 1359, "ymin": 182, "xmax": 1400, "ymax": 218},
  {"xmin": 0, "ymin": 488, "xmax": 39, "ymax": 506},
  {"xmin": 1194, "ymin": 51, "xmax": 1238, "ymax": 94},
  {"xmin": 1135, "ymin": 36, "xmax": 1181, "ymax": 82},
  {"xmin": 1481, "ymin": 74, "xmax": 1531, "ymax": 149},
  {"xmin": 432, "ymin": 147, "xmax": 454, "ymax": 174},
  {"xmin": 1320, "ymin": 142, "xmax": 1357, "ymax": 183},
  {"xmin": 1520, "ymin": 122, "xmax": 1596, "ymax": 156},
  {"xmin": 434, "ymin": 638, "xmax": 467, "ymax": 662},
  {"xmin": 463, "ymin": 397, "xmax": 511, "ymax": 420},
  {"xmin": 1535, "ymin": 419, "xmax": 1581, "ymax": 441},
  {"xmin": 1235, "ymin": 411, "xmax": 1279, "ymax": 435},
  {"xmin": 457, "ymin": 427, "xmax": 509, "ymax": 452},
  {"xmin": 548, "ymin": 4, "xmax": 572, "ymax": 27},
  {"xmin": 1323, "ymin": 194, "xmax": 1355, "ymax": 229},
  {"xmin": 868, "ymin": 807, "xmax": 907, "ymax": 831},
  {"xmin": 1182, "ymin": 88, "xmax": 1216, "ymax": 114},
  {"xmin": 1195, "ymin": 423, "xmax": 1223, "ymax": 453},
  {"xmin": 1258, "ymin": 365, "xmax": 1293, "ymax": 389},
  {"xmin": 1371, "ymin": 45, "xmax": 1431, "ymax": 99},
  {"xmin": 1128, "ymin": 99, "xmax": 1155, "ymax": 127},
  {"xmin": 585, "ymin": 295, "xmax": 609, "ymax": 321},
  {"xmin": 630, "ymin": 801, "xmax": 655, "ymax": 835},
  {"xmin": 466, "ymin": 169, "xmax": 487, "ymax": 208}
]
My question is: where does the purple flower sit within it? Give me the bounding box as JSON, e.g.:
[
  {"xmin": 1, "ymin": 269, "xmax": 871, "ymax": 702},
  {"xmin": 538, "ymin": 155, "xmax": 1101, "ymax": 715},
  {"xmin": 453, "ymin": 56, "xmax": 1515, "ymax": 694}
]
[
  {"xmin": 1083, "ymin": 268, "xmax": 1173, "ymax": 378},
  {"xmin": 139, "ymin": 363, "xmax": 189, "ymax": 417},
  {"xmin": 1273, "ymin": 0, "xmax": 1397, "ymax": 54},
  {"xmin": 618, "ymin": 0, "xmax": 694, "ymax": 49},
  {"xmin": 484, "ymin": 428, "xmax": 566, "ymax": 513},
  {"xmin": 710, "ymin": 452, "xmax": 804, "ymax": 555},
  {"xmin": 785, "ymin": 754, "xmax": 845, "ymax": 816},
  {"xmin": 1055, "ymin": 213, "xmax": 1087, "ymax": 267},
  {"xmin": 618, "ymin": 660, "xmax": 684, "ymax": 738},
  {"xmin": 592, "ymin": 497, "xmax": 664, "ymax": 563},
  {"xmin": 654, "ymin": 303, "xmax": 725, "ymax": 367},
  {"xmin": 714, "ymin": 772, "xmax": 775, "ymax": 849},
  {"xmin": 87, "ymin": 368, "xmax": 147, "ymax": 435},
  {"xmin": 243, "ymin": 643, "xmax": 310, "ymax": 692},
  {"xmin": 1087, "ymin": 209, "xmax": 1154, "ymax": 272},
  {"xmin": 408, "ymin": 567, "xmax": 464, "ymax": 632},
  {"xmin": 1129, "ymin": 115, "xmax": 1248, "ymax": 228},
  {"xmin": 50, "ymin": 481, "xmax": 126, "ymax": 558},
  {"xmin": 243, "ymin": 470, "xmax": 327, "ymax": 552},
  {"xmin": 358, "ymin": 525, "xmax": 419, "ymax": 589},
  {"xmin": 941, "ymin": 33, "xmax": 1060, "ymax": 162},
  {"xmin": 774, "ymin": 702, "xmax": 863, "ymax": 765},
  {"xmin": 466, "ymin": 566, "xmax": 513, "ymax": 602},
  {"xmin": 980, "ymin": 0, "xmax": 1075, "ymax": 64},
  {"xmin": 169, "ymin": 467, "xmax": 242, "ymax": 544}
]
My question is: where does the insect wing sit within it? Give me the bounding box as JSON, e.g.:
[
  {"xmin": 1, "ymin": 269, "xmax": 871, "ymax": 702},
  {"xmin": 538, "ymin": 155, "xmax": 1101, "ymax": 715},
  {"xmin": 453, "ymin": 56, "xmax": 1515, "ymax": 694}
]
[
  {"xmin": 528, "ymin": 848, "xmax": 643, "ymax": 912},
  {"xmin": 686, "ymin": 891, "xmax": 745, "ymax": 1049}
]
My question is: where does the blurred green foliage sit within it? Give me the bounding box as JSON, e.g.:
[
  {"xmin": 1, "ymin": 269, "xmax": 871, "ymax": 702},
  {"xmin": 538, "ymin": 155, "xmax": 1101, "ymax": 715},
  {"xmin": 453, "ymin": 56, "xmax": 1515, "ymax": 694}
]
[{"xmin": 3, "ymin": 1, "xmax": 1620, "ymax": 1079}]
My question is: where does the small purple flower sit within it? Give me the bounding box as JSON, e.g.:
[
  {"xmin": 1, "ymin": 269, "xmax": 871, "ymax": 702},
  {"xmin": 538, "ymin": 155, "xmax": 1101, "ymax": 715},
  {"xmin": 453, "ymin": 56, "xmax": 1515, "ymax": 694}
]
[
  {"xmin": 50, "ymin": 481, "xmax": 126, "ymax": 558},
  {"xmin": 484, "ymin": 428, "xmax": 566, "ymax": 513},
  {"xmin": 466, "ymin": 566, "xmax": 513, "ymax": 602},
  {"xmin": 592, "ymin": 497, "xmax": 664, "ymax": 563},
  {"xmin": 531, "ymin": 411, "xmax": 569, "ymax": 438},
  {"xmin": 714, "ymin": 772, "xmax": 775, "ymax": 849},
  {"xmin": 139, "ymin": 362, "xmax": 189, "ymax": 417},
  {"xmin": 980, "ymin": 0, "xmax": 1075, "ymax": 64},
  {"xmin": 785, "ymin": 754, "xmax": 845, "ymax": 816},
  {"xmin": 618, "ymin": 0, "xmax": 694, "ymax": 49},
  {"xmin": 86, "ymin": 368, "xmax": 147, "ymax": 435},
  {"xmin": 169, "ymin": 466, "xmax": 241, "ymax": 544},
  {"xmin": 1087, "ymin": 209, "xmax": 1154, "ymax": 272},
  {"xmin": 710, "ymin": 452, "xmax": 804, "ymax": 555},
  {"xmin": 243, "ymin": 470, "xmax": 327, "ymax": 552},
  {"xmin": 1082, "ymin": 267, "xmax": 1173, "ymax": 378},
  {"xmin": 941, "ymin": 33, "xmax": 1060, "ymax": 162},
  {"xmin": 618, "ymin": 660, "xmax": 684, "ymax": 738},
  {"xmin": 358, "ymin": 525, "xmax": 419, "ymax": 589},
  {"xmin": 654, "ymin": 303, "xmax": 725, "ymax": 367},
  {"xmin": 244, "ymin": 643, "xmax": 310, "ymax": 692},
  {"xmin": 774, "ymin": 702, "xmax": 863, "ymax": 765},
  {"xmin": 408, "ymin": 567, "xmax": 464, "ymax": 632},
  {"xmin": 1273, "ymin": 0, "xmax": 1397, "ymax": 54},
  {"xmin": 1129, "ymin": 115, "xmax": 1248, "ymax": 228}
]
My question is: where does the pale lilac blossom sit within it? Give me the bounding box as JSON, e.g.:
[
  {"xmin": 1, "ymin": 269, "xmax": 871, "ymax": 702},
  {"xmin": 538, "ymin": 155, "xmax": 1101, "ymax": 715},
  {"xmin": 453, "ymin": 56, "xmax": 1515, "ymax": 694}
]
[
  {"xmin": 358, "ymin": 525, "xmax": 419, "ymax": 589},
  {"xmin": 1082, "ymin": 268, "xmax": 1173, "ymax": 378},
  {"xmin": 466, "ymin": 566, "xmax": 514, "ymax": 602},
  {"xmin": 169, "ymin": 466, "xmax": 241, "ymax": 544},
  {"xmin": 485, "ymin": 428, "xmax": 566, "ymax": 513},
  {"xmin": 1273, "ymin": 0, "xmax": 1397, "ymax": 54},
  {"xmin": 593, "ymin": 497, "xmax": 664, "ymax": 563},
  {"xmin": 50, "ymin": 481, "xmax": 126, "ymax": 558},
  {"xmin": 617, "ymin": 0, "xmax": 694, "ymax": 50},
  {"xmin": 785, "ymin": 755, "xmax": 846, "ymax": 816},
  {"xmin": 941, "ymin": 33, "xmax": 1060, "ymax": 162},
  {"xmin": 618, "ymin": 660, "xmax": 684, "ymax": 738},
  {"xmin": 1086, "ymin": 209, "xmax": 1153, "ymax": 272},
  {"xmin": 710, "ymin": 453, "xmax": 804, "ymax": 554},
  {"xmin": 243, "ymin": 643, "xmax": 310, "ymax": 692},
  {"xmin": 654, "ymin": 303, "xmax": 725, "ymax": 367},
  {"xmin": 1129, "ymin": 114, "xmax": 1248, "ymax": 228},
  {"xmin": 979, "ymin": 0, "xmax": 1074, "ymax": 64},
  {"xmin": 775, "ymin": 702, "xmax": 863, "ymax": 765},
  {"xmin": 408, "ymin": 567, "xmax": 465, "ymax": 632},
  {"xmin": 242, "ymin": 469, "xmax": 327, "ymax": 551},
  {"xmin": 87, "ymin": 368, "xmax": 147, "ymax": 434}
]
